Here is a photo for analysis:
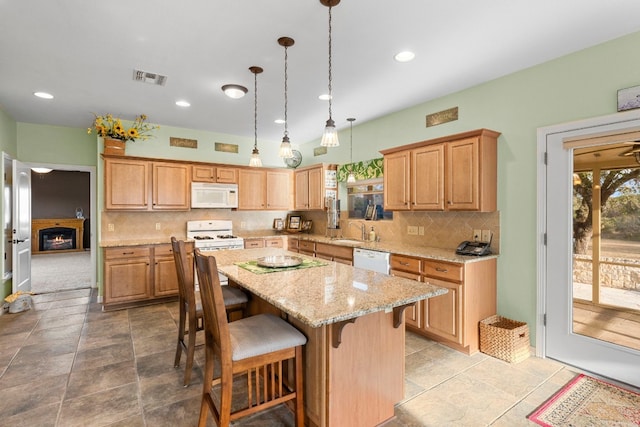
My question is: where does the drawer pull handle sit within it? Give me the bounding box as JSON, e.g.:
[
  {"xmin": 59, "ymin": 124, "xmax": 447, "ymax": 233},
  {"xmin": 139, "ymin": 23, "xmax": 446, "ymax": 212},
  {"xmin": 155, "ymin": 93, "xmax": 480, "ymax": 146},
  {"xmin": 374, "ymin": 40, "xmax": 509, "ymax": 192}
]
[
  {"xmin": 122, "ymin": 251, "xmax": 134, "ymax": 255},
  {"xmin": 435, "ymin": 267, "xmax": 448, "ymax": 273},
  {"xmin": 400, "ymin": 262, "xmax": 409, "ymax": 266}
]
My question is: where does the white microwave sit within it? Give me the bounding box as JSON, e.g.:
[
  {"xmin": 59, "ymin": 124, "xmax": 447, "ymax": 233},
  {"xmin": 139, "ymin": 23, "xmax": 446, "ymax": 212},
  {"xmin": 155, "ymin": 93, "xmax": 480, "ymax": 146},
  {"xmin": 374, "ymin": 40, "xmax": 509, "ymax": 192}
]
[{"xmin": 191, "ymin": 182, "xmax": 238, "ymax": 208}]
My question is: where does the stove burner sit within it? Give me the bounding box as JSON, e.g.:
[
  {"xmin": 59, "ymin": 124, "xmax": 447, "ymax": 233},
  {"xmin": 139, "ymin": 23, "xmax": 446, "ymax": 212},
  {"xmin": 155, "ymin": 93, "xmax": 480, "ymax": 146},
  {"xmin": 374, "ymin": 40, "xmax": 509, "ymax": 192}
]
[
  {"xmin": 216, "ymin": 234, "xmax": 237, "ymax": 239},
  {"xmin": 193, "ymin": 235, "xmax": 214, "ymax": 240}
]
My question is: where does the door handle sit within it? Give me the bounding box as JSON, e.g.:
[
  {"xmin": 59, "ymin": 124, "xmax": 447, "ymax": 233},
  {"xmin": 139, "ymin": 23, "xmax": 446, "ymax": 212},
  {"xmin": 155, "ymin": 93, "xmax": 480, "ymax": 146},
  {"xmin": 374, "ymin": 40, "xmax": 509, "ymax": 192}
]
[{"xmin": 13, "ymin": 239, "xmax": 25, "ymax": 243}]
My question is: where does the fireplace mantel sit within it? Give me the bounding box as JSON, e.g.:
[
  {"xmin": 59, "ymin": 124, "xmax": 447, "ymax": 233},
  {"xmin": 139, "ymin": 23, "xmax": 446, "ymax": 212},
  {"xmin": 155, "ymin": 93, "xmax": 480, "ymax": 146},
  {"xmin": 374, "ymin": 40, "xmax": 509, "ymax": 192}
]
[{"xmin": 32, "ymin": 218, "xmax": 85, "ymax": 254}]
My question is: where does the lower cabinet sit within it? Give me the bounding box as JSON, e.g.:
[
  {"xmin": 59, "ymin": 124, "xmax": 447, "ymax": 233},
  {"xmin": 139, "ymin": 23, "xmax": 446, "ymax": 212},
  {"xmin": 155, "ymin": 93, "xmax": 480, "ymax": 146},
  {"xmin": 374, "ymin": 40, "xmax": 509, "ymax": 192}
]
[
  {"xmin": 244, "ymin": 237, "xmax": 285, "ymax": 249},
  {"xmin": 103, "ymin": 242, "xmax": 194, "ymax": 308},
  {"xmin": 287, "ymin": 238, "xmax": 354, "ymax": 264},
  {"xmin": 390, "ymin": 253, "xmax": 496, "ymax": 355}
]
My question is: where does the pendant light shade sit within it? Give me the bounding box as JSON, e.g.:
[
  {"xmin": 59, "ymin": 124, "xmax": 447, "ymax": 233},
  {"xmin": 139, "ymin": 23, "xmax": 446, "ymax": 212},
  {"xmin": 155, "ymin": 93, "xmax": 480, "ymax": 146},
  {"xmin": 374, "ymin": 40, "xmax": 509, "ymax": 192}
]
[
  {"xmin": 248, "ymin": 66, "xmax": 263, "ymax": 167},
  {"xmin": 320, "ymin": 0, "xmax": 340, "ymax": 147},
  {"xmin": 278, "ymin": 37, "xmax": 295, "ymax": 159},
  {"xmin": 346, "ymin": 117, "xmax": 356, "ymax": 183}
]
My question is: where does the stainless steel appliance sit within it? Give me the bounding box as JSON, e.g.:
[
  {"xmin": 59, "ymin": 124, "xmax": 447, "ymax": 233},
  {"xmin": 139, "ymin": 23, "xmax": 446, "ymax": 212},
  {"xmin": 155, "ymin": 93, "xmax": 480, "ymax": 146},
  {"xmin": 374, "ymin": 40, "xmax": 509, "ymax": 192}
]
[
  {"xmin": 191, "ymin": 182, "xmax": 238, "ymax": 209},
  {"xmin": 353, "ymin": 248, "xmax": 390, "ymax": 274},
  {"xmin": 325, "ymin": 196, "xmax": 340, "ymax": 237},
  {"xmin": 186, "ymin": 219, "xmax": 244, "ymax": 285}
]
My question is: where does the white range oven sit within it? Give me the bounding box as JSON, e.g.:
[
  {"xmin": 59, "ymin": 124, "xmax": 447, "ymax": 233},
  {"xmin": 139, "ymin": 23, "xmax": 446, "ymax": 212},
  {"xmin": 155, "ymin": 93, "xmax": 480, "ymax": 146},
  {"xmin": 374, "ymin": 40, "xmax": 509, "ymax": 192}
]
[{"xmin": 186, "ymin": 219, "xmax": 244, "ymax": 285}]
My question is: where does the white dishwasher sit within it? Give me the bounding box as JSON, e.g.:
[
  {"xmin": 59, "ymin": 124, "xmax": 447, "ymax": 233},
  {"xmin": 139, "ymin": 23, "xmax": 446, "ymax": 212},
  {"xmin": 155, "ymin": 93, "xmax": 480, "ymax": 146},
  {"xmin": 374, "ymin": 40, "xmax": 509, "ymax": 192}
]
[{"xmin": 353, "ymin": 248, "xmax": 390, "ymax": 274}]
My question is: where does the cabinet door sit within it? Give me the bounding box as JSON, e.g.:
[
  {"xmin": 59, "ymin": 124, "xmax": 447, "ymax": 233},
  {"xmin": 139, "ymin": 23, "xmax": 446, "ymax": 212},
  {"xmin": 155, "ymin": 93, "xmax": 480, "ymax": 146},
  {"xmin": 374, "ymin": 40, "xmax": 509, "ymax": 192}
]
[
  {"xmin": 104, "ymin": 258, "xmax": 151, "ymax": 304},
  {"xmin": 266, "ymin": 170, "xmax": 292, "ymax": 210},
  {"xmin": 412, "ymin": 144, "xmax": 445, "ymax": 210},
  {"xmin": 422, "ymin": 276, "xmax": 463, "ymax": 345},
  {"xmin": 154, "ymin": 255, "xmax": 180, "ymax": 297},
  {"xmin": 447, "ymin": 137, "xmax": 479, "ymax": 210},
  {"xmin": 307, "ymin": 166, "xmax": 324, "ymax": 210},
  {"xmin": 192, "ymin": 165, "xmax": 216, "ymax": 182},
  {"xmin": 238, "ymin": 169, "xmax": 266, "ymax": 209},
  {"xmin": 294, "ymin": 170, "xmax": 310, "ymax": 210},
  {"xmin": 383, "ymin": 151, "xmax": 410, "ymax": 210},
  {"xmin": 390, "ymin": 269, "xmax": 422, "ymax": 328},
  {"xmin": 104, "ymin": 158, "xmax": 149, "ymax": 210},
  {"xmin": 216, "ymin": 167, "xmax": 238, "ymax": 183},
  {"xmin": 152, "ymin": 162, "xmax": 190, "ymax": 210}
]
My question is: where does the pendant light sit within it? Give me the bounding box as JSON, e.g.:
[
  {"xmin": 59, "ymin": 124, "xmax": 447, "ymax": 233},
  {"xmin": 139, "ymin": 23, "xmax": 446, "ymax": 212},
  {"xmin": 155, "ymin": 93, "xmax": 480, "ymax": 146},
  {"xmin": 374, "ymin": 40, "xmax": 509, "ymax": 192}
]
[
  {"xmin": 278, "ymin": 37, "xmax": 295, "ymax": 159},
  {"xmin": 248, "ymin": 66, "xmax": 263, "ymax": 167},
  {"xmin": 346, "ymin": 117, "xmax": 356, "ymax": 183},
  {"xmin": 320, "ymin": 0, "xmax": 340, "ymax": 147}
]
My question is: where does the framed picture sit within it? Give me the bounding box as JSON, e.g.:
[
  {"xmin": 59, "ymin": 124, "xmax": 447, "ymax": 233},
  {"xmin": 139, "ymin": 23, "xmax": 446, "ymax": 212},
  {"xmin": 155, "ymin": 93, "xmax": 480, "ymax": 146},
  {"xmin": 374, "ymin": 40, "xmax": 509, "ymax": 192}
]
[
  {"xmin": 302, "ymin": 220, "xmax": 313, "ymax": 231},
  {"xmin": 287, "ymin": 214, "xmax": 302, "ymax": 230},
  {"xmin": 617, "ymin": 85, "xmax": 640, "ymax": 112},
  {"xmin": 273, "ymin": 218, "xmax": 284, "ymax": 230},
  {"xmin": 364, "ymin": 204, "xmax": 376, "ymax": 220}
]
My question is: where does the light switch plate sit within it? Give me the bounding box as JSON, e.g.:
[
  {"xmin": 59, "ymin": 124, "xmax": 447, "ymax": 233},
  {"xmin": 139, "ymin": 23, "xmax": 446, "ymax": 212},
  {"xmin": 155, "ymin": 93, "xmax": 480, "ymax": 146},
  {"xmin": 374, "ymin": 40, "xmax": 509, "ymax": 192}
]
[
  {"xmin": 473, "ymin": 229, "xmax": 481, "ymax": 241},
  {"xmin": 408, "ymin": 226, "xmax": 418, "ymax": 235},
  {"xmin": 482, "ymin": 230, "xmax": 491, "ymax": 242}
]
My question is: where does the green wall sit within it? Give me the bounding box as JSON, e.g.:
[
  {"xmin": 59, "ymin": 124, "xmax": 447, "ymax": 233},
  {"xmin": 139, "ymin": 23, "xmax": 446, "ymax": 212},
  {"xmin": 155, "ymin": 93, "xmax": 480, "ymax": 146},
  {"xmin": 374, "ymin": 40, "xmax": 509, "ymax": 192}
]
[
  {"xmin": 301, "ymin": 30, "xmax": 640, "ymax": 341},
  {"xmin": 3, "ymin": 30, "xmax": 640, "ymax": 343}
]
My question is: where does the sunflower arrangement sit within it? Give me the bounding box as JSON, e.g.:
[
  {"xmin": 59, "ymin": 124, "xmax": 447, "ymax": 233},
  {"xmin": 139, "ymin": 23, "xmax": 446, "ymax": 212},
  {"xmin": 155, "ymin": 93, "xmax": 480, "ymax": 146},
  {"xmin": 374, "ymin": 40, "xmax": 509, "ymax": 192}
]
[{"xmin": 88, "ymin": 113, "xmax": 159, "ymax": 141}]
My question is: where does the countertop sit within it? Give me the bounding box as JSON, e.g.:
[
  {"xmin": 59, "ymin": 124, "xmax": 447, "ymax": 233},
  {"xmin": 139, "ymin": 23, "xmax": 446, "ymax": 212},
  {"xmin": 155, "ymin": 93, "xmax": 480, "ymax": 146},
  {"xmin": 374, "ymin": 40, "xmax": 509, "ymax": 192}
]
[{"xmin": 204, "ymin": 247, "xmax": 448, "ymax": 328}]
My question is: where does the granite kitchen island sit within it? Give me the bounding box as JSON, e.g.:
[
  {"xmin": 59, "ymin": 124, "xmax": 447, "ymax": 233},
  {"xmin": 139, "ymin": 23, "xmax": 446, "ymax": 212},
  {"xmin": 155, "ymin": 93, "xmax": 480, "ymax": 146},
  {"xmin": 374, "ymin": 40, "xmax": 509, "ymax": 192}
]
[{"xmin": 205, "ymin": 247, "xmax": 448, "ymax": 427}]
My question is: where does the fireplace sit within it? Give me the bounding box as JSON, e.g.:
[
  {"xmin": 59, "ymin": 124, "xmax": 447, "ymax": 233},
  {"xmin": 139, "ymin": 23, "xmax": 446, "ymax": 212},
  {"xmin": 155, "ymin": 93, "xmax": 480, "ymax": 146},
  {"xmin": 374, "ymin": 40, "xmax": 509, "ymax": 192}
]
[
  {"xmin": 40, "ymin": 227, "xmax": 76, "ymax": 251},
  {"xmin": 31, "ymin": 218, "xmax": 85, "ymax": 254}
]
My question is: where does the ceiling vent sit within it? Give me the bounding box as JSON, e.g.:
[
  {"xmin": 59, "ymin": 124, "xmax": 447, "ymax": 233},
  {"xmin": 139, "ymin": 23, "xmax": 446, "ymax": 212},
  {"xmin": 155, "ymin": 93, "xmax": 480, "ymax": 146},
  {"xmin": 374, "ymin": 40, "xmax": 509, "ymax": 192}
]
[{"xmin": 133, "ymin": 69, "xmax": 167, "ymax": 86}]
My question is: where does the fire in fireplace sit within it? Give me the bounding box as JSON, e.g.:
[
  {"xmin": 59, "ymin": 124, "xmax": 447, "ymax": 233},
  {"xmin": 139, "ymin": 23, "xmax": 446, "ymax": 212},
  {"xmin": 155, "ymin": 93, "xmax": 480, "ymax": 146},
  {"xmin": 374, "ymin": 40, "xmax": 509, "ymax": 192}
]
[{"xmin": 39, "ymin": 227, "xmax": 77, "ymax": 251}]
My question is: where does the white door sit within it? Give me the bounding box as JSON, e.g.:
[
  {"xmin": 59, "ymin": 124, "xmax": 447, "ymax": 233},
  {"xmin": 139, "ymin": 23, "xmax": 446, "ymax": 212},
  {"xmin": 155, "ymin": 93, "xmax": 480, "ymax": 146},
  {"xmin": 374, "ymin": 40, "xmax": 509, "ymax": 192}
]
[
  {"xmin": 542, "ymin": 115, "xmax": 640, "ymax": 388},
  {"xmin": 12, "ymin": 160, "xmax": 31, "ymax": 294}
]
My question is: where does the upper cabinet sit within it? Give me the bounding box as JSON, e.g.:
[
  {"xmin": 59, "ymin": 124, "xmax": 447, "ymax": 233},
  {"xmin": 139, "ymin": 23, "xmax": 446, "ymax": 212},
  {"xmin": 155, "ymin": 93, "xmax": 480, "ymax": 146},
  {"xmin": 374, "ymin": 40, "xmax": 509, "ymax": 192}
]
[
  {"xmin": 237, "ymin": 168, "xmax": 293, "ymax": 210},
  {"xmin": 104, "ymin": 157, "xmax": 190, "ymax": 211},
  {"xmin": 192, "ymin": 165, "xmax": 237, "ymax": 183},
  {"xmin": 381, "ymin": 129, "xmax": 499, "ymax": 212},
  {"xmin": 294, "ymin": 164, "xmax": 337, "ymax": 210}
]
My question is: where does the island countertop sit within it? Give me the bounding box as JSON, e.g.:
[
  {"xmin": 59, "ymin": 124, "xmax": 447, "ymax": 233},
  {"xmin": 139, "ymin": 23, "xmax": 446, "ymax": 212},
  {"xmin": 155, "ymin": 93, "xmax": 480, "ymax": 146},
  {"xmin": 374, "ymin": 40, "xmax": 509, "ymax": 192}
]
[{"xmin": 203, "ymin": 247, "xmax": 448, "ymax": 328}]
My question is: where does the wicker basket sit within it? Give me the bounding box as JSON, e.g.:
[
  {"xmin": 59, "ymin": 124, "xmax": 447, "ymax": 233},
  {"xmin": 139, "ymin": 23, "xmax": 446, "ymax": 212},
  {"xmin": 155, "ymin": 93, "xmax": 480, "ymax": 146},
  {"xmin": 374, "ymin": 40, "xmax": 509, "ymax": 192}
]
[{"xmin": 479, "ymin": 315, "xmax": 530, "ymax": 363}]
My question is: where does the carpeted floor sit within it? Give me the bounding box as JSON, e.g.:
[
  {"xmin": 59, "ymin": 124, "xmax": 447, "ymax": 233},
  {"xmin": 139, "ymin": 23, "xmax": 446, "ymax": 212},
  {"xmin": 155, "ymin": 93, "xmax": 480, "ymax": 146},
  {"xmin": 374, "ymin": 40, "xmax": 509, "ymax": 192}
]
[
  {"xmin": 528, "ymin": 373, "xmax": 640, "ymax": 426},
  {"xmin": 31, "ymin": 251, "xmax": 92, "ymax": 294}
]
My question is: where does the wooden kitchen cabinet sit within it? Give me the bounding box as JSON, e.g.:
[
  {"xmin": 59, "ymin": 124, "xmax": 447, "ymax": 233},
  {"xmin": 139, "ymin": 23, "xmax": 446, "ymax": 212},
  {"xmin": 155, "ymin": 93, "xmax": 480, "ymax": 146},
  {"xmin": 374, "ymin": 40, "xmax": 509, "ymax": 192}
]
[
  {"xmin": 244, "ymin": 237, "xmax": 285, "ymax": 249},
  {"xmin": 244, "ymin": 239, "xmax": 265, "ymax": 249},
  {"xmin": 104, "ymin": 157, "xmax": 190, "ymax": 211},
  {"xmin": 315, "ymin": 242, "xmax": 353, "ymax": 265},
  {"xmin": 238, "ymin": 168, "xmax": 292, "ymax": 210},
  {"xmin": 381, "ymin": 129, "xmax": 499, "ymax": 212},
  {"xmin": 103, "ymin": 242, "xmax": 194, "ymax": 309},
  {"xmin": 390, "ymin": 254, "xmax": 422, "ymax": 328},
  {"xmin": 294, "ymin": 164, "xmax": 336, "ymax": 210},
  {"xmin": 191, "ymin": 165, "xmax": 238, "ymax": 183},
  {"xmin": 297, "ymin": 240, "xmax": 316, "ymax": 256}
]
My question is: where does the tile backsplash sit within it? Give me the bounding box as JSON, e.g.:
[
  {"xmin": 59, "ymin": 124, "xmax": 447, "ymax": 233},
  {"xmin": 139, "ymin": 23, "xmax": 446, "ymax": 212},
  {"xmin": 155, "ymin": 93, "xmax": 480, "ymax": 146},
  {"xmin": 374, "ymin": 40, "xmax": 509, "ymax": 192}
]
[{"xmin": 101, "ymin": 209, "xmax": 500, "ymax": 253}]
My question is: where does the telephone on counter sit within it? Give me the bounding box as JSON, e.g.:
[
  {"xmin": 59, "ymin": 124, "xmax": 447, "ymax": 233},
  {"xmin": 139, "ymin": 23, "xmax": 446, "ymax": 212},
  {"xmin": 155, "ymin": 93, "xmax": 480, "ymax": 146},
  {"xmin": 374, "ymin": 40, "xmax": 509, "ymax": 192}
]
[{"xmin": 456, "ymin": 240, "xmax": 492, "ymax": 256}]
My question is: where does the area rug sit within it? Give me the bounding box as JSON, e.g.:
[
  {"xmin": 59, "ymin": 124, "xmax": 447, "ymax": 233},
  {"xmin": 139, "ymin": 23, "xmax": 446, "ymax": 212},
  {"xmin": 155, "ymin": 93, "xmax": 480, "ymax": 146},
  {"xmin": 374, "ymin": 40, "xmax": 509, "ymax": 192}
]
[{"xmin": 528, "ymin": 374, "xmax": 640, "ymax": 426}]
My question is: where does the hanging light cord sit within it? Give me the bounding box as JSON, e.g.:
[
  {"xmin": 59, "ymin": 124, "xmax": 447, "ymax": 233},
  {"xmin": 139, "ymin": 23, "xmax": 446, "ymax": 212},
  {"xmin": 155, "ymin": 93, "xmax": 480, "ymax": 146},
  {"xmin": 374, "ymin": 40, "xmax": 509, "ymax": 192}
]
[
  {"xmin": 349, "ymin": 120, "xmax": 353, "ymax": 163},
  {"xmin": 284, "ymin": 43, "xmax": 289, "ymax": 138},
  {"xmin": 327, "ymin": 5, "xmax": 333, "ymax": 120},
  {"xmin": 253, "ymin": 70, "xmax": 258, "ymax": 150}
]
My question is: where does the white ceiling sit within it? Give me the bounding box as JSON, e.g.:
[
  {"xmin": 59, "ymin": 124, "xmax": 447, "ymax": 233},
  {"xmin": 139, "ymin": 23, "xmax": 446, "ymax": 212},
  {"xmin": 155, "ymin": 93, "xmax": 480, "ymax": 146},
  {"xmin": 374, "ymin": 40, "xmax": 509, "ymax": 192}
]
[{"xmin": 2, "ymin": 0, "xmax": 640, "ymax": 147}]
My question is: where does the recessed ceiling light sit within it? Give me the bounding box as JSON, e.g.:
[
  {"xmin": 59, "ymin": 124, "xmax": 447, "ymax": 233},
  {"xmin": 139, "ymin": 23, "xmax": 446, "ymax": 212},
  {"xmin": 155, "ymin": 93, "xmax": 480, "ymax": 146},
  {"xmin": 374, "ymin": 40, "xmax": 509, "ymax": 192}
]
[
  {"xmin": 175, "ymin": 100, "xmax": 191, "ymax": 107},
  {"xmin": 34, "ymin": 92, "xmax": 54, "ymax": 99},
  {"xmin": 274, "ymin": 119, "xmax": 285, "ymax": 124},
  {"xmin": 318, "ymin": 94, "xmax": 332, "ymax": 101},
  {"xmin": 221, "ymin": 84, "xmax": 248, "ymax": 99},
  {"xmin": 394, "ymin": 51, "xmax": 415, "ymax": 62}
]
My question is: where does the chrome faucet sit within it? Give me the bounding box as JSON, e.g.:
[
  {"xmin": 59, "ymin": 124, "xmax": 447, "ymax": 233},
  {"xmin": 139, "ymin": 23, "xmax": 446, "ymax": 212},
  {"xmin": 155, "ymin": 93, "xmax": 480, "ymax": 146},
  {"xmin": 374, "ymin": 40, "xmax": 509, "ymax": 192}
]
[{"xmin": 348, "ymin": 221, "xmax": 367, "ymax": 241}]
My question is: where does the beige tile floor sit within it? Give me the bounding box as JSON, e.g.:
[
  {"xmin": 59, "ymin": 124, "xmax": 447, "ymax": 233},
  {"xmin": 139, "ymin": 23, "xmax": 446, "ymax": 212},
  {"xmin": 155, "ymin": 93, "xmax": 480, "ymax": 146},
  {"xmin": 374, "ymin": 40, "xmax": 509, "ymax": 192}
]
[{"xmin": 0, "ymin": 288, "xmax": 602, "ymax": 427}]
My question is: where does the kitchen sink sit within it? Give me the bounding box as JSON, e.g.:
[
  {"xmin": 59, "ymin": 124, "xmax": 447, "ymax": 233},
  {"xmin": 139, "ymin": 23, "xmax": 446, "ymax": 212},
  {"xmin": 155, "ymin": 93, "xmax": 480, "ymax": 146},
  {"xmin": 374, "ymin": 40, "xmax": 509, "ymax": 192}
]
[{"xmin": 330, "ymin": 239, "xmax": 361, "ymax": 245}]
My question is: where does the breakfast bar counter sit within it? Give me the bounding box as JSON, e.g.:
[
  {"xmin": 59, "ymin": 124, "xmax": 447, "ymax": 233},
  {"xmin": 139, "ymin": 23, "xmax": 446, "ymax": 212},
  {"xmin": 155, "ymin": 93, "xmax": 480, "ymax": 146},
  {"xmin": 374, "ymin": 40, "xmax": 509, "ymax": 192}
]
[{"xmin": 205, "ymin": 247, "xmax": 448, "ymax": 427}]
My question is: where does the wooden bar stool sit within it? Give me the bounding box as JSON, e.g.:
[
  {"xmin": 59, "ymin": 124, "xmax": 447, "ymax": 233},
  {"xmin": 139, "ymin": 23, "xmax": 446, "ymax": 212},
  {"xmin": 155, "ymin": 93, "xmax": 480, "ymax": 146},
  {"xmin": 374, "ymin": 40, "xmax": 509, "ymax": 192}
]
[
  {"xmin": 194, "ymin": 249, "xmax": 306, "ymax": 427},
  {"xmin": 171, "ymin": 237, "xmax": 248, "ymax": 387}
]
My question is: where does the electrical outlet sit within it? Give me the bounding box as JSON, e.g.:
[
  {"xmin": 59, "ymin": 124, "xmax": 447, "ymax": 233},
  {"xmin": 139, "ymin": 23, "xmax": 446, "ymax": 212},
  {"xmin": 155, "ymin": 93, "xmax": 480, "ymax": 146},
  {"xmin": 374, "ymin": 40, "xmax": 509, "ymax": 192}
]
[
  {"xmin": 418, "ymin": 226, "xmax": 425, "ymax": 236},
  {"xmin": 473, "ymin": 229, "xmax": 481, "ymax": 241},
  {"xmin": 482, "ymin": 230, "xmax": 492, "ymax": 242},
  {"xmin": 155, "ymin": 223, "xmax": 161, "ymax": 231},
  {"xmin": 240, "ymin": 221, "xmax": 247, "ymax": 229},
  {"xmin": 108, "ymin": 223, "xmax": 114, "ymax": 231},
  {"xmin": 407, "ymin": 226, "xmax": 418, "ymax": 235}
]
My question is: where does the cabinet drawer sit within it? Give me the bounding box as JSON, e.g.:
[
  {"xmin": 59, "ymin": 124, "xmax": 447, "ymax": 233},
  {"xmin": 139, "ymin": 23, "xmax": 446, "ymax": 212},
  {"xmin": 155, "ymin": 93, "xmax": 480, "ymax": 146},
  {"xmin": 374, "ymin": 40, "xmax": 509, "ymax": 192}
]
[
  {"xmin": 423, "ymin": 260, "xmax": 463, "ymax": 283},
  {"xmin": 298, "ymin": 240, "xmax": 315, "ymax": 252},
  {"xmin": 244, "ymin": 239, "xmax": 265, "ymax": 249},
  {"xmin": 154, "ymin": 242, "xmax": 193, "ymax": 257},
  {"xmin": 288, "ymin": 238, "xmax": 299, "ymax": 251},
  {"xmin": 390, "ymin": 268, "xmax": 421, "ymax": 281},
  {"xmin": 390, "ymin": 254, "xmax": 421, "ymax": 274},
  {"xmin": 105, "ymin": 246, "xmax": 151, "ymax": 260},
  {"xmin": 315, "ymin": 243, "xmax": 353, "ymax": 260},
  {"xmin": 265, "ymin": 238, "xmax": 283, "ymax": 248}
]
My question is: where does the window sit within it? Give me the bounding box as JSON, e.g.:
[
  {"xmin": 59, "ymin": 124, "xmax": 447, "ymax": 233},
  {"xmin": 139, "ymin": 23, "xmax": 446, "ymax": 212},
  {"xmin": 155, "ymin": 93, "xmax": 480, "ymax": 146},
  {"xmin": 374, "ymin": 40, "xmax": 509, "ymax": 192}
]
[{"xmin": 347, "ymin": 178, "xmax": 392, "ymax": 220}]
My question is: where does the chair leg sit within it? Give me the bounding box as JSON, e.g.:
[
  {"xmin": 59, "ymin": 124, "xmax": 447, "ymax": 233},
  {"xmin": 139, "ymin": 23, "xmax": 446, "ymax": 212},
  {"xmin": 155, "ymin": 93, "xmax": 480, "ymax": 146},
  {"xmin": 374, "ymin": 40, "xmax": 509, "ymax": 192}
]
[
  {"xmin": 174, "ymin": 305, "xmax": 186, "ymax": 368},
  {"xmin": 183, "ymin": 315, "xmax": 197, "ymax": 387},
  {"xmin": 294, "ymin": 346, "xmax": 305, "ymax": 427}
]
